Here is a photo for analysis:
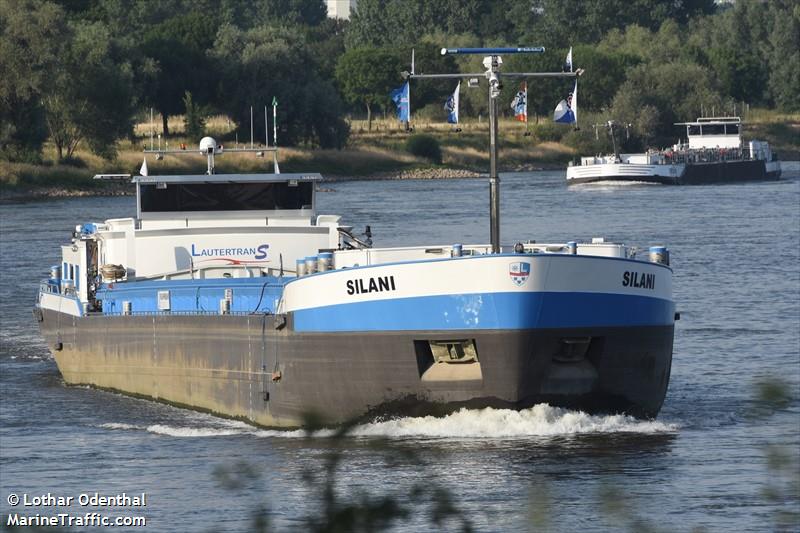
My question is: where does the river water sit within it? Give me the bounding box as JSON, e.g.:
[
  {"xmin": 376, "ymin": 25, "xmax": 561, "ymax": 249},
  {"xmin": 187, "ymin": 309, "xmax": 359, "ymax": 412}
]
[{"xmin": 1, "ymin": 171, "xmax": 798, "ymax": 531}]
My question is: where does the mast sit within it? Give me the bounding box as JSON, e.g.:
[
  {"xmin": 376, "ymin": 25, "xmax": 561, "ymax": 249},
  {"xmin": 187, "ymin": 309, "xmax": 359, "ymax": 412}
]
[
  {"xmin": 486, "ymin": 55, "xmax": 501, "ymax": 252},
  {"xmin": 406, "ymin": 47, "xmax": 580, "ymax": 254}
]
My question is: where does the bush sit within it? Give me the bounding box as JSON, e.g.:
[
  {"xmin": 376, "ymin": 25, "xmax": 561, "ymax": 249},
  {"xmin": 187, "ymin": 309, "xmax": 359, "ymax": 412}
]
[
  {"xmin": 60, "ymin": 156, "xmax": 88, "ymax": 168},
  {"xmin": 405, "ymin": 134, "xmax": 442, "ymax": 164},
  {"xmin": 532, "ymin": 121, "xmax": 567, "ymax": 143},
  {"xmin": 414, "ymin": 103, "xmax": 447, "ymax": 122},
  {"xmin": 561, "ymin": 128, "xmax": 611, "ymax": 155},
  {"xmin": 183, "ymin": 91, "xmax": 206, "ymax": 141}
]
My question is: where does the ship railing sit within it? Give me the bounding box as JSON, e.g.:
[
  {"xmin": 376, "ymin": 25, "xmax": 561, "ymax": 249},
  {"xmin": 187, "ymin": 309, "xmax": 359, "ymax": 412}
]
[
  {"xmin": 39, "ymin": 281, "xmax": 60, "ymax": 295},
  {"xmin": 662, "ymin": 147, "xmax": 746, "ymax": 165},
  {"xmin": 94, "ymin": 310, "xmax": 275, "ymax": 317}
]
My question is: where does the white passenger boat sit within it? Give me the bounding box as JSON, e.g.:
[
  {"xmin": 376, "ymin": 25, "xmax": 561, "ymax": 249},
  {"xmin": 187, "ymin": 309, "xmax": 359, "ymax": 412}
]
[{"xmin": 567, "ymin": 117, "xmax": 782, "ymax": 185}]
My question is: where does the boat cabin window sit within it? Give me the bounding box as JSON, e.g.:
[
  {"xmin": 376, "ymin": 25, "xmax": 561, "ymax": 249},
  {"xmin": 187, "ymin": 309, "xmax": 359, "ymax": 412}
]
[
  {"xmin": 701, "ymin": 124, "xmax": 725, "ymax": 135},
  {"xmin": 139, "ymin": 181, "xmax": 313, "ymax": 212},
  {"xmin": 725, "ymin": 124, "xmax": 739, "ymax": 135},
  {"xmin": 688, "ymin": 125, "xmax": 701, "ymax": 136}
]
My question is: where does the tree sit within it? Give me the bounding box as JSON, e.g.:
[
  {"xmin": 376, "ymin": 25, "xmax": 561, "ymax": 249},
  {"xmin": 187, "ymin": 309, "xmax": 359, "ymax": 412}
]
[
  {"xmin": 521, "ymin": 0, "xmax": 716, "ymax": 48},
  {"xmin": 765, "ymin": 1, "xmax": 800, "ymax": 111},
  {"xmin": 335, "ymin": 48, "xmax": 405, "ymax": 130},
  {"xmin": 211, "ymin": 24, "xmax": 349, "ymax": 148},
  {"xmin": 183, "ymin": 92, "xmax": 206, "ymax": 140},
  {"xmin": 0, "ymin": 0, "xmax": 65, "ymax": 161},
  {"xmin": 140, "ymin": 12, "xmax": 220, "ymax": 136},
  {"xmin": 42, "ymin": 20, "xmax": 135, "ymax": 161},
  {"xmin": 611, "ymin": 62, "xmax": 724, "ymax": 147},
  {"xmin": 345, "ymin": 0, "xmax": 489, "ymax": 48},
  {"xmin": 707, "ymin": 46, "xmax": 766, "ymax": 104}
]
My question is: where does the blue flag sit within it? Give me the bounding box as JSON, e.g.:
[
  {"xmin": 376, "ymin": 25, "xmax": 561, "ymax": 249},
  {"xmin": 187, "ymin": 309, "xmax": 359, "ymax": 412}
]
[{"xmin": 390, "ymin": 82, "xmax": 410, "ymax": 122}]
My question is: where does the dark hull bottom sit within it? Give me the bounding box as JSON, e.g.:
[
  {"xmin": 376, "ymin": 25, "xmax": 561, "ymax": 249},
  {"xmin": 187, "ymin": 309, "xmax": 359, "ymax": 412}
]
[
  {"xmin": 569, "ymin": 159, "xmax": 781, "ymax": 185},
  {"xmin": 678, "ymin": 160, "xmax": 780, "ymax": 184},
  {"xmin": 38, "ymin": 310, "xmax": 673, "ymax": 427}
]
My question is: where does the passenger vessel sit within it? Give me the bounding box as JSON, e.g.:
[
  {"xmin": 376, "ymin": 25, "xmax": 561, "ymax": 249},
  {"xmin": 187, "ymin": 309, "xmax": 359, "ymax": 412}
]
[{"xmin": 566, "ymin": 117, "xmax": 781, "ymax": 185}]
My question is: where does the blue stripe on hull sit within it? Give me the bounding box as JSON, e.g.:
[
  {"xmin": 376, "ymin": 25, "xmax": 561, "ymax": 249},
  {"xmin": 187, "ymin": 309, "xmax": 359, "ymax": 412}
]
[{"xmin": 292, "ymin": 292, "xmax": 675, "ymax": 332}]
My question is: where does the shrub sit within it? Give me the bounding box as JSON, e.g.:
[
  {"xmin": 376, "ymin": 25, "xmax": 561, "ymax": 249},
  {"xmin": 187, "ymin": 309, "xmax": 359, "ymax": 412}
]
[
  {"xmin": 561, "ymin": 128, "xmax": 611, "ymax": 155},
  {"xmin": 532, "ymin": 121, "xmax": 566, "ymax": 143},
  {"xmin": 183, "ymin": 91, "xmax": 206, "ymax": 141},
  {"xmin": 405, "ymin": 134, "xmax": 442, "ymax": 164}
]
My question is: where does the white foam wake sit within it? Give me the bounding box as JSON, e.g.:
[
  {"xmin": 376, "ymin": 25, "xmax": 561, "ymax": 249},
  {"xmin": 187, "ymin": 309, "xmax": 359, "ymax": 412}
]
[
  {"xmin": 99, "ymin": 422, "xmax": 141, "ymax": 431},
  {"xmin": 145, "ymin": 424, "xmax": 248, "ymax": 438},
  {"xmin": 572, "ymin": 180, "xmax": 661, "ymax": 190},
  {"xmin": 98, "ymin": 405, "xmax": 677, "ymax": 440},
  {"xmin": 347, "ymin": 405, "xmax": 678, "ymax": 439}
]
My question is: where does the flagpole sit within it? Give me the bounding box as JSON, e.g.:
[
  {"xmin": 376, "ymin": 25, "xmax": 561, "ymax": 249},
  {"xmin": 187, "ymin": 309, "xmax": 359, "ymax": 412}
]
[
  {"xmin": 272, "ymin": 97, "xmax": 279, "ymax": 173},
  {"xmin": 488, "ymin": 60, "xmax": 500, "ymax": 253},
  {"xmin": 407, "ymin": 80, "xmax": 412, "ymax": 131}
]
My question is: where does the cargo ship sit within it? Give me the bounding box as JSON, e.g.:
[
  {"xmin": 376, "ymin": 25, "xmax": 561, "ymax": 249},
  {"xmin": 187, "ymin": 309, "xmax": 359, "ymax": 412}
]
[
  {"xmin": 566, "ymin": 117, "xmax": 781, "ymax": 185},
  {"xmin": 34, "ymin": 136, "xmax": 675, "ymax": 426},
  {"xmin": 35, "ymin": 47, "xmax": 677, "ymax": 427}
]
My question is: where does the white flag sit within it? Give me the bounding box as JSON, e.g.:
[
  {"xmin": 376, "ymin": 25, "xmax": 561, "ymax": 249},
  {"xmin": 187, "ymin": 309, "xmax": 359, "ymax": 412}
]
[
  {"xmin": 572, "ymin": 80, "xmax": 578, "ymax": 124},
  {"xmin": 565, "ymin": 47, "xmax": 573, "ymax": 72},
  {"xmin": 444, "ymin": 82, "xmax": 460, "ymax": 124},
  {"xmin": 140, "ymin": 157, "xmax": 148, "ymax": 177}
]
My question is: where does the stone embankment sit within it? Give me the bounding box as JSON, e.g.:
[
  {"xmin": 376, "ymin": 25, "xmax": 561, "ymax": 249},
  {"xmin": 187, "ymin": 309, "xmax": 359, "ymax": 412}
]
[
  {"xmin": 1, "ymin": 166, "xmax": 491, "ymax": 201},
  {"xmin": 328, "ymin": 167, "xmax": 484, "ymax": 181},
  {"xmin": 0, "ymin": 184, "xmax": 133, "ymax": 203}
]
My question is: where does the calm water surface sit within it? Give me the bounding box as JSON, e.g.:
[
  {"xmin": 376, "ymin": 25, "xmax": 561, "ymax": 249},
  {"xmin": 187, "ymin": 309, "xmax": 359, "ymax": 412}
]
[{"xmin": 1, "ymin": 171, "xmax": 798, "ymax": 531}]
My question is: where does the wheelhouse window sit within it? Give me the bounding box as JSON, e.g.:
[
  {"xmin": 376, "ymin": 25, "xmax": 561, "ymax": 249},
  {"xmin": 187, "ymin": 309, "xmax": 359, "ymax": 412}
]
[
  {"xmin": 139, "ymin": 182, "xmax": 313, "ymax": 212},
  {"xmin": 701, "ymin": 124, "xmax": 725, "ymax": 135}
]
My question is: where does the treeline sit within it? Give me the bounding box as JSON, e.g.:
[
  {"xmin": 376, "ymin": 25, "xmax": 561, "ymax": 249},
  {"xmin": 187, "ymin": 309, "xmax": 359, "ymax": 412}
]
[{"xmin": 1, "ymin": 0, "xmax": 797, "ymax": 163}]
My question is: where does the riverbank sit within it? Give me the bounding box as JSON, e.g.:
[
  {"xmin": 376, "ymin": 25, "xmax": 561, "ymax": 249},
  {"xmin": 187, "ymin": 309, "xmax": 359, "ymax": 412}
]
[
  {"xmin": 0, "ymin": 131, "xmax": 571, "ymax": 200},
  {"xmin": 2, "ymin": 111, "xmax": 797, "ymax": 200}
]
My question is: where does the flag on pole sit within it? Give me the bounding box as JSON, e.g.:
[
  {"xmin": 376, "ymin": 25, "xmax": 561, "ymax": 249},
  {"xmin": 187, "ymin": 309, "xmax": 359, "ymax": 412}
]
[
  {"xmin": 444, "ymin": 82, "xmax": 460, "ymax": 124},
  {"xmin": 139, "ymin": 157, "xmax": 148, "ymax": 177},
  {"xmin": 272, "ymin": 96, "xmax": 278, "ymax": 148},
  {"xmin": 553, "ymin": 81, "xmax": 577, "ymax": 124},
  {"xmin": 510, "ymin": 81, "xmax": 528, "ymax": 122},
  {"xmin": 390, "ymin": 82, "xmax": 410, "ymax": 122},
  {"xmin": 564, "ymin": 47, "xmax": 573, "ymax": 72},
  {"xmin": 572, "ymin": 80, "xmax": 577, "ymax": 125}
]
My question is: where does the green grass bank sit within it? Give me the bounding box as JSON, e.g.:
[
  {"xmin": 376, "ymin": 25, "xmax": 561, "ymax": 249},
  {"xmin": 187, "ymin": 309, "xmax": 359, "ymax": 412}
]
[{"xmin": 2, "ymin": 112, "xmax": 797, "ymax": 200}]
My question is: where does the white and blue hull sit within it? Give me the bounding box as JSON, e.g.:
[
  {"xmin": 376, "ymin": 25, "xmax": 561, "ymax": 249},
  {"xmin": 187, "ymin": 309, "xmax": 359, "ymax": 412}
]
[{"xmin": 37, "ymin": 253, "xmax": 675, "ymax": 427}]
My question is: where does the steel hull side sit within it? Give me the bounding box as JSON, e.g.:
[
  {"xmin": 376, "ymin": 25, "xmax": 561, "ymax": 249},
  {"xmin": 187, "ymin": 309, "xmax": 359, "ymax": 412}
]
[
  {"xmin": 677, "ymin": 159, "xmax": 778, "ymax": 184},
  {"xmin": 38, "ymin": 309, "xmax": 673, "ymax": 427}
]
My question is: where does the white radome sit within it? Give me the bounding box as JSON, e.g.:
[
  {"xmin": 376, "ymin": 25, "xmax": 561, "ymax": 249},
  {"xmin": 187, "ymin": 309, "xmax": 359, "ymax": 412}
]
[{"xmin": 199, "ymin": 136, "xmax": 217, "ymax": 154}]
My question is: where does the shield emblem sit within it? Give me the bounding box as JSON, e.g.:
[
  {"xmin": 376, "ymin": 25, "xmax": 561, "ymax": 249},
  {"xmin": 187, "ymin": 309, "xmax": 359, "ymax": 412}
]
[{"xmin": 509, "ymin": 261, "xmax": 531, "ymax": 286}]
